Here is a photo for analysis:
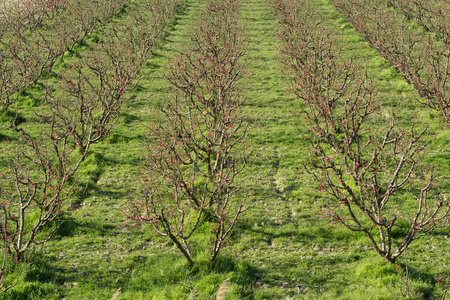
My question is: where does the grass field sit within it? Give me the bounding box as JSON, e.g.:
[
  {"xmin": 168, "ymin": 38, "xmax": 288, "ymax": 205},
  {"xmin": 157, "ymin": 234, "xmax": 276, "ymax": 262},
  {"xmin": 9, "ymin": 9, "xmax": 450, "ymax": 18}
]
[{"xmin": 0, "ymin": 0, "xmax": 449, "ymax": 298}]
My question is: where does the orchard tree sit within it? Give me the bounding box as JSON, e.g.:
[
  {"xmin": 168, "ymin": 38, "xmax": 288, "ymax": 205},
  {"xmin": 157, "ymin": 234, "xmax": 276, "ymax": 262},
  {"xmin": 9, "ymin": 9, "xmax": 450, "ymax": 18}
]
[{"xmin": 0, "ymin": 113, "xmax": 88, "ymax": 292}]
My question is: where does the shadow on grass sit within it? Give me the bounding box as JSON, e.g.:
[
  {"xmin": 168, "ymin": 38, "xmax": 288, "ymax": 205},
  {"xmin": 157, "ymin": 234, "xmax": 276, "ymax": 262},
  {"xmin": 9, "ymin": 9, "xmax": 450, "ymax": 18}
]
[
  {"xmin": 123, "ymin": 252, "xmax": 258, "ymax": 298},
  {"xmin": 5, "ymin": 248, "xmax": 259, "ymax": 299},
  {"xmin": 56, "ymin": 216, "xmax": 118, "ymax": 238},
  {"xmin": 0, "ymin": 254, "xmax": 64, "ymax": 300},
  {"xmin": 0, "ymin": 109, "xmax": 25, "ymax": 126}
]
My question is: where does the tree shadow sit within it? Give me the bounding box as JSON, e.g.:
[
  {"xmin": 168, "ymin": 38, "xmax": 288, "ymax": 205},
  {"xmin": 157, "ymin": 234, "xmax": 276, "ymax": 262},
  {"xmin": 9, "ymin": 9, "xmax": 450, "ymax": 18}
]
[{"xmin": 55, "ymin": 216, "xmax": 119, "ymax": 238}]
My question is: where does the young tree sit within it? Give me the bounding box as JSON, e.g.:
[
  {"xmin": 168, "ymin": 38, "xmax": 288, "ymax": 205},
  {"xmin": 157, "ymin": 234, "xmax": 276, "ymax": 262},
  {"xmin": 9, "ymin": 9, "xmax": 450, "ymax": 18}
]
[{"xmin": 0, "ymin": 112, "xmax": 88, "ymax": 292}]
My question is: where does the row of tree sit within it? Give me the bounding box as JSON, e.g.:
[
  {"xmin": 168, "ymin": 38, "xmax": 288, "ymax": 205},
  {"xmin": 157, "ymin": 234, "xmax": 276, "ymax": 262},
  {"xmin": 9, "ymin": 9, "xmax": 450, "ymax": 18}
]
[
  {"xmin": 0, "ymin": 0, "xmax": 181, "ymax": 292},
  {"xmin": 331, "ymin": 0, "xmax": 450, "ymax": 123},
  {"xmin": 0, "ymin": 0, "xmax": 129, "ymax": 110},
  {"xmin": 271, "ymin": 0, "xmax": 449, "ymax": 266},
  {"xmin": 383, "ymin": 0, "xmax": 450, "ymax": 45},
  {"xmin": 125, "ymin": 0, "xmax": 251, "ymax": 266},
  {"xmin": 1, "ymin": 0, "xmax": 69, "ymax": 31}
]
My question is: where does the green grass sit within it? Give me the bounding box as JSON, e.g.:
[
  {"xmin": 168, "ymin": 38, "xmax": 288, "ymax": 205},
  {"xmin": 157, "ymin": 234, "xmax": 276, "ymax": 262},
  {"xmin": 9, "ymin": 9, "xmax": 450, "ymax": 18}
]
[{"xmin": 0, "ymin": 0, "xmax": 449, "ymax": 298}]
